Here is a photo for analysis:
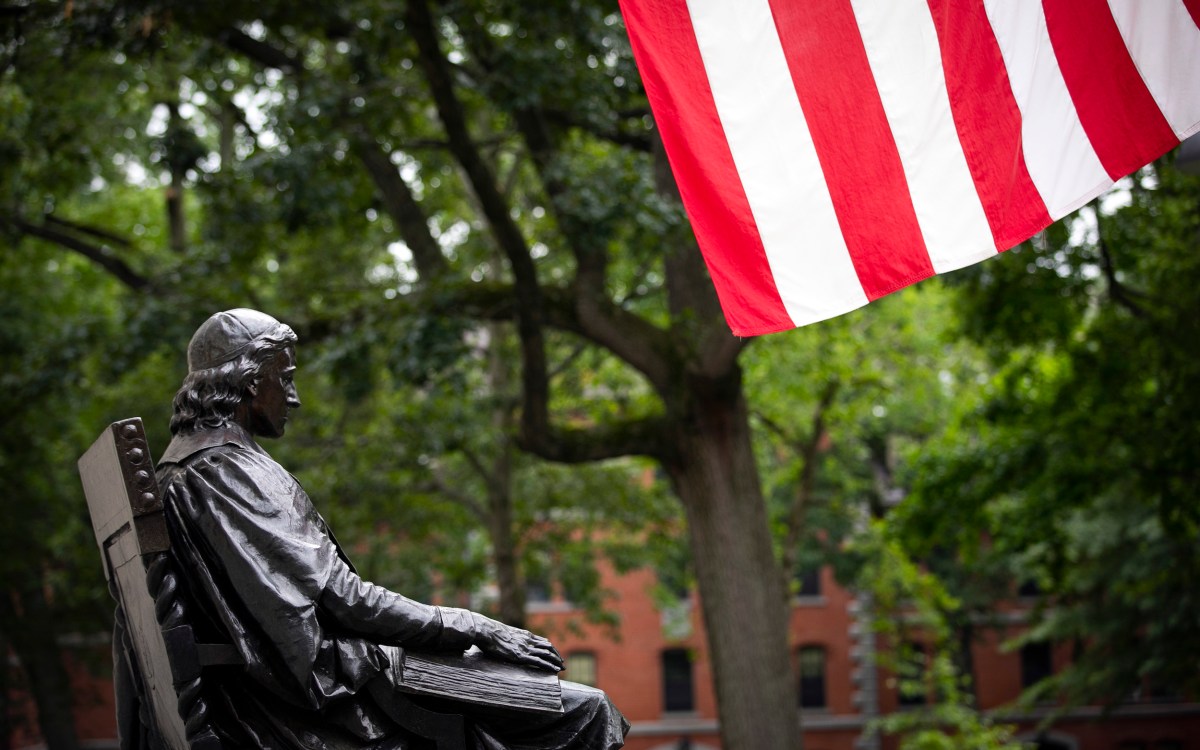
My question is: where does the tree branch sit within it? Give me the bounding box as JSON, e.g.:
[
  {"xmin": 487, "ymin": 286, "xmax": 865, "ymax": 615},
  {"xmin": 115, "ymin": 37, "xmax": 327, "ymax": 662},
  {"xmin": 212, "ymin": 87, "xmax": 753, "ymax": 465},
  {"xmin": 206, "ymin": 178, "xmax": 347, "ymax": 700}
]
[
  {"xmin": 778, "ymin": 379, "xmax": 839, "ymax": 581},
  {"xmin": 458, "ymin": 446, "xmax": 493, "ymax": 486},
  {"xmin": 406, "ymin": 0, "xmax": 550, "ymax": 447},
  {"xmin": 405, "ymin": 0, "xmax": 538, "ymax": 289},
  {"xmin": 1098, "ymin": 238, "xmax": 1148, "ymax": 319},
  {"xmin": 420, "ymin": 282, "xmax": 672, "ymax": 387},
  {"xmin": 214, "ymin": 27, "xmax": 302, "ymax": 73},
  {"xmin": 42, "ymin": 214, "xmax": 130, "ymax": 247},
  {"xmin": 521, "ymin": 106, "xmax": 674, "ymax": 385},
  {"xmin": 518, "ymin": 414, "xmax": 672, "ymax": 464},
  {"xmin": 351, "ymin": 131, "xmax": 449, "ymax": 280},
  {"xmin": 422, "ymin": 469, "xmax": 486, "ymax": 523},
  {"xmin": 209, "ymin": 8, "xmax": 683, "ymax": 464},
  {"xmin": 6, "ymin": 215, "xmax": 150, "ymax": 291},
  {"xmin": 571, "ymin": 293, "xmax": 673, "ymax": 391},
  {"xmin": 453, "ymin": 12, "xmax": 675, "ymax": 390},
  {"xmin": 541, "ymin": 107, "xmax": 654, "ymax": 152},
  {"xmin": 210, "ymin": 23, "xmax": 459, "ymax": 285},
  {"xmin": 547, "ymin": 342, "xmax": 588, "ymax": 381}
]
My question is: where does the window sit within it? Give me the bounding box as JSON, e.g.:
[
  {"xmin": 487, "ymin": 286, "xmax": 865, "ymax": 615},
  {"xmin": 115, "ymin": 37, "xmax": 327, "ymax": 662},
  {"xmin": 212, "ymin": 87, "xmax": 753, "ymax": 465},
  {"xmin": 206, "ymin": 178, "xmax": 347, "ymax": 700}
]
[
  {"xmin": 1020, "ymin": 734, "xmax": 1074, "ymax": 750},
  {"xmin": 525, "ymin": 580, "xmax": 551, "ymax": 604},
  {"xmin": 565, "ymin": 652, "xmax": 597, "ymax": 687},
  {"xmin": 1032, "ymin": 740, "xmax": 1073, "ymax": 750},
  {"xmin": 898, "ymin": 643, "xmax": 927, "ymax": 706},
  {"xmin": 661, "ymin": 648, "xmax": 695, "ymax": 712},
  {"xmin": 1146, "ymin": 678, "xmax": 1182, "ymax": 703},
  {"xmin": 525, "ymin": 560, "xmax": 552, "ymax": 604},
  {"xmin": 797, "ymin": 646, "xmax": 827, "ymax": 708},
  {"xmin": 1017, "ymin": 579, "xmax": 1042, "ymax": 597},
  {"xmin": 796, "ymin": 567, "xmax": 822, "ymax": 598},
  {"xmin": 1020, "ymin": 642, "xmax": 1054, "ymax": 688}
]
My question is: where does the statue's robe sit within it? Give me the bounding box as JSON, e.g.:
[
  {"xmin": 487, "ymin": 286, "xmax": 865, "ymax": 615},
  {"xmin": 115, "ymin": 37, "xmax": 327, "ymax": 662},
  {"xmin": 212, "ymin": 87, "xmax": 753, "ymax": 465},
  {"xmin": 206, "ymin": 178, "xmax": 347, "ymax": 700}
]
[{"xmin": 134, "ymin": 423, "xmax": 627, "ymax": 750}]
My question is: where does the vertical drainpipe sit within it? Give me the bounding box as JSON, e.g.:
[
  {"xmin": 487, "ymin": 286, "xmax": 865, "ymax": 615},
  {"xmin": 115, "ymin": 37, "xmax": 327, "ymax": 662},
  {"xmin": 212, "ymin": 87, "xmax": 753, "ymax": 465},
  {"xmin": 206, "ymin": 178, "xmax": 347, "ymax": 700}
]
[{"xmin": 849, "ymin": 592, "xmax": 881, "ymax": 750}]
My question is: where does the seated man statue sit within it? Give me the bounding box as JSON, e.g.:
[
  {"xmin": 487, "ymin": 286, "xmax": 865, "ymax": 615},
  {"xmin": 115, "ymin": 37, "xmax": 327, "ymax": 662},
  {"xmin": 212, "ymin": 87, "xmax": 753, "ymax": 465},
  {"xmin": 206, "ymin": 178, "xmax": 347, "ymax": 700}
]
[{"xmin": 153, "ymin": 308, "xmax": 628, "ymax": 749}]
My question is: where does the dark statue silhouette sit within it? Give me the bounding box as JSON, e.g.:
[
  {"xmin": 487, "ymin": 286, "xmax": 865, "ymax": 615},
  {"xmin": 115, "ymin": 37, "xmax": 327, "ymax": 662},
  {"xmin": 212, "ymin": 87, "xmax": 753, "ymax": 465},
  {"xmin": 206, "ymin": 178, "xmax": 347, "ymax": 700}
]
[{"xmin": 104, "ymin": 308, "xmax": 628, "ymax": 749}]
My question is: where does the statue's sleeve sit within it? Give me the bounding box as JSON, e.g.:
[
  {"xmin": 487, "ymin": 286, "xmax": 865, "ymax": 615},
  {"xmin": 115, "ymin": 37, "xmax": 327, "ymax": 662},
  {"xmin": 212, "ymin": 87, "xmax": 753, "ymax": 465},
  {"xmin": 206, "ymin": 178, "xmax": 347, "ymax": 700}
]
[
  {"xmin": 319, "ymin": 561, "xmax": 477, "ymax": 651},
  {"xmin": 166, "ymin": 448, "xmax": 352, "ymax": 694},
  {"xmin": 167, "ymin": 446, "xmax": 478, "ymax": 671}
]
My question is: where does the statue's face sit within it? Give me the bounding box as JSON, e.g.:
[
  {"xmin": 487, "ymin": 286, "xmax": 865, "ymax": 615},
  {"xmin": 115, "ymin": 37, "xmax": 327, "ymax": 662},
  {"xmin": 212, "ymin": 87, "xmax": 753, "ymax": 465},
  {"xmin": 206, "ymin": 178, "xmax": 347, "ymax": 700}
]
[{"xmin": 247, "ymin": 347, "xmax": 301, "ymax": 438}]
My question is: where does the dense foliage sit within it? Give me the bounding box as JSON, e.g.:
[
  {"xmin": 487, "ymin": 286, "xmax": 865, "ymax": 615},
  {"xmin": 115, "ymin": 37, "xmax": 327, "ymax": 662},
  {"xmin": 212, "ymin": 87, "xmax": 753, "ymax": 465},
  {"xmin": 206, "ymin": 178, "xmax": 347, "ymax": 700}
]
[
  {"xmin": 895, "ymin": 160, "xmax": 1200, "ymax": 710},
  {"xmin": 3, "ymin": 2, "xmax": 1198, "ymax": 748}
]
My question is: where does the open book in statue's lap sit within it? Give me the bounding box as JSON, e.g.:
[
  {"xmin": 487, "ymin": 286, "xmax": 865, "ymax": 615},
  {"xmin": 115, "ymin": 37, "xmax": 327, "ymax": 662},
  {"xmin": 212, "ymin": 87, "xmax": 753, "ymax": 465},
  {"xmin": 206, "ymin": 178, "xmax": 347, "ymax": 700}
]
[{"xmin": 147, "ymin": 309, "xmax": 628, "ymax": 749}]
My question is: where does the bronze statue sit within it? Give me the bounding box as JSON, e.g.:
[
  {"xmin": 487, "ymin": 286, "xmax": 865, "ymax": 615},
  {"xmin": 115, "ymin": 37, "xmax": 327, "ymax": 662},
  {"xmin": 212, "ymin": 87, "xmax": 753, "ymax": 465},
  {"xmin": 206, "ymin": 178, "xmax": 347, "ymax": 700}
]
[{"xmin": 149, "ymin": 308, "xmax": 628, "ymax": 749}]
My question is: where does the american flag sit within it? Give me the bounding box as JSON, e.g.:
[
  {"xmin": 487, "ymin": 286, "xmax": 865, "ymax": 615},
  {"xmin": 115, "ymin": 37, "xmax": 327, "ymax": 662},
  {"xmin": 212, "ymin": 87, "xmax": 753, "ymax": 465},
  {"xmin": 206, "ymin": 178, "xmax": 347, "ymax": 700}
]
[{"xmin": 620, "ymin": 0, "xmax": 1200, "ymax": 335}]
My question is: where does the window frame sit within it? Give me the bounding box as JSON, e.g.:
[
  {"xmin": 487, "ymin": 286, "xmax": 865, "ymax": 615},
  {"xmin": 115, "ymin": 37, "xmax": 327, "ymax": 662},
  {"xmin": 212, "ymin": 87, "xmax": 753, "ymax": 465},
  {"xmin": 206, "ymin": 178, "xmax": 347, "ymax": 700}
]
[
  {"xmin": 565, "ymin": 651, "xmax": 598, "ymax": 688},
  {"xmin": 796, "ymin": 644, "xmax": 828, "ymax": 709},
  {"xmin": 661, "ymin": 647, "xmax": 696, "ymax": 713}
]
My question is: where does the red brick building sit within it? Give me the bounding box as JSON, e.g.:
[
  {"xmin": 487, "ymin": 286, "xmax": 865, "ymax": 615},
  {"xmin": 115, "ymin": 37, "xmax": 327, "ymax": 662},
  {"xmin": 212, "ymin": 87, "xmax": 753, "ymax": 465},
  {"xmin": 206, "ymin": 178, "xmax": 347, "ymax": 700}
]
[
  {"xmin": 9, "ymin": 561, "xmax": 1200, "ymax": 749},
  {"xmin": 532, "ymin": 561, "xmax": 1200, "ymax": 750}
]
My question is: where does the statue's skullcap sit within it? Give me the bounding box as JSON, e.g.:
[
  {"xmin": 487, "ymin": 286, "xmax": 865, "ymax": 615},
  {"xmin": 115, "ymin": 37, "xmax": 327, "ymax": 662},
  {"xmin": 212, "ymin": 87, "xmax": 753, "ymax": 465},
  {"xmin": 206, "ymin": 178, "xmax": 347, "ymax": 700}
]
[{"xmin": 187, "ymin": 308, "xmax": 296, "ymax": 372}]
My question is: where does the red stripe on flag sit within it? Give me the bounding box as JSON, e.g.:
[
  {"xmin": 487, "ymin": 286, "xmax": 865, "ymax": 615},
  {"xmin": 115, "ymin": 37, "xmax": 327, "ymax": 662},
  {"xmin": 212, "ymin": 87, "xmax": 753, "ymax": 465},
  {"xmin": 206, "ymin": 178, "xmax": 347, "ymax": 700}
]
[
  {"xmin": 619, "ymin": 0, "xmax": 792, "ymax": 336},
  {"xmin": 1043, "ymin": 0, "xmax": 1179, "ymax": 181},
  {"xmin": 926, "ymin": 0, "xmax": 1051, "ymax": 252},
  {"xmin": 768, "ymin": 0, "xmax": 934, "ymax": 301},
  {"xmin": 1186, "ymin": 0, "xmax": 1200, "ymax": 31}
]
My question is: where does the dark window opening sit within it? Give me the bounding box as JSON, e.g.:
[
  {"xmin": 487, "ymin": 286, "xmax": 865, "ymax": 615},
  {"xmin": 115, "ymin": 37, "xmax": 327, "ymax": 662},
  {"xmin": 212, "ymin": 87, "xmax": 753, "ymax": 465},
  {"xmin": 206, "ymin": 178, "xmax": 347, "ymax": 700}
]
[
  {"xmin": 797, "ymin": 646, "xmax": 827, "ymax": 708},
  {"xmin": 525, "ymin": 561, "xmax": 552, "ymax": 604},
  {"xmin": 1020, "ymin": 642, "xmax": 1053, "ymax": 688},
  {"xmin": 898, "ymin": 643, "xmax": 927, "ymax": 706},
  {"xmin": 1147, "ymin": 678, "xmax": 1182, "ymax": 703},
  {"xmin": 796, "ymin": 567, "xmax": 822, "ymax": 597},
  {"xmin": 1032, "ymin": 740, "xmax": 1072, "ymax": 750},
  {"xmin": 662, "ymin": 648, "xmax": 695, "ymax": 713},
  {"xmin": 1017, "ymin": 579, "xmax": 1042, "ymax": 597}
]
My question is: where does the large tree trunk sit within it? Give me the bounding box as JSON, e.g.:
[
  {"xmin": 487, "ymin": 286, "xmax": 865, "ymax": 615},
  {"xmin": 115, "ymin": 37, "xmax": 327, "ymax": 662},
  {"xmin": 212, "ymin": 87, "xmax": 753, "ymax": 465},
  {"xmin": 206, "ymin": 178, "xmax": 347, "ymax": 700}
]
[
  {"xmin": 6, "ymin": 586, "xmax": 80, "ymax": 750},
  {"xmin": 485, "ymin": 324, "xmax": 526, "ymax": 628},
  {"xmin": 489, "ymin": 484, "xmax": 525, "ymax": 628},
  {"xmin": 165, "ymin": 103, "xmax": 187, "ymax": 255},
  {"xmin": 0, "ymin": 630, "xmax": 11, "ymax": 750},
  {"xmin": 664, "ymin": 382, "xmax": 800, "ymax": 750}
]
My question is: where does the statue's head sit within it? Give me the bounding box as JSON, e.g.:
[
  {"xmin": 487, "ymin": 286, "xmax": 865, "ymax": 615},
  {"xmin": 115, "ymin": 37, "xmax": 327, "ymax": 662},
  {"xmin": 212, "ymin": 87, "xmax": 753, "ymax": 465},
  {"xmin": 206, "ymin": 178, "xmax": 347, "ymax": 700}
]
[{"xmin": 170, "ymin": 309, "xmax": 300, "ymax": 437}]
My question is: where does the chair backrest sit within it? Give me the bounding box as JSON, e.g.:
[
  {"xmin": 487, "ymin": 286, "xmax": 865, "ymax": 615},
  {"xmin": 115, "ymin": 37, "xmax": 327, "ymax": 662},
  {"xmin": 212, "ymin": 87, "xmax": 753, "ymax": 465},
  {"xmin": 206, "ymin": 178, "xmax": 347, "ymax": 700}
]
[{"xmin": 79, "ymin": 418, "xmax": 221, "ymax": 750}]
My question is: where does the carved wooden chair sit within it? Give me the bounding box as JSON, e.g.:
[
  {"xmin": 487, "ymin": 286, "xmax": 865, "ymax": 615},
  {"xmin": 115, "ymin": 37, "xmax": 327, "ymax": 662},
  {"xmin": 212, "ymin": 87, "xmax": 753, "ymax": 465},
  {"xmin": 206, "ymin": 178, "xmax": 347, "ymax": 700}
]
[{"xmin": 79, "ymin": 418, "xmax": 468, "ymax": 750}]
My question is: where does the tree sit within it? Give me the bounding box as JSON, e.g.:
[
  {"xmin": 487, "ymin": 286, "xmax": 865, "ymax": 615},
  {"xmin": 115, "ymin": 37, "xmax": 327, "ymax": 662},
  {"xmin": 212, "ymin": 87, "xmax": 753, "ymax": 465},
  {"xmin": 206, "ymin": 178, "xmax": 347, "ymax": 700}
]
[
  {"xmin": 0, "ymin": 220, "xmax": 131, "ymax": 750},
  {"xmin": 851, "ymin": 522, "xmax": 1025, "ymax": 750},
  {"xmin": 893, "ymin": 157, "xmax": 1200, "ymax": 708},
  {"xmin": 5, "ymin": 2, "xmax": 800, "ymax": 745},
  {"xmin": 743, "ymin": 283, "xmax": 987, "ymax": 594},
  {"xmin": 742, "ymin": 283, "xmax": 1017, "ymax": 748}
]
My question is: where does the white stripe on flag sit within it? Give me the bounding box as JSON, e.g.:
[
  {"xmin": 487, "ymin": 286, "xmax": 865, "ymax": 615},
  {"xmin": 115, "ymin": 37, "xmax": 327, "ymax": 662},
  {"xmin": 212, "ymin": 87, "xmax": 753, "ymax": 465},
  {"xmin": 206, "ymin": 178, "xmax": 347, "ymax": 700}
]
[
  {"xmin": 685, "ymin": 0, "xmax": 868, "ymax": 325},
  {"xmin": 850, "ymin": 0, "xmax": 996, "ymax": 273},
  {"xmin": 1108, "ymin": 0, "xmax": 1200, "ymax": 140},
  {"xmin": 984, "ymin": 0, "xmax": 1111, "ymax": 219}
]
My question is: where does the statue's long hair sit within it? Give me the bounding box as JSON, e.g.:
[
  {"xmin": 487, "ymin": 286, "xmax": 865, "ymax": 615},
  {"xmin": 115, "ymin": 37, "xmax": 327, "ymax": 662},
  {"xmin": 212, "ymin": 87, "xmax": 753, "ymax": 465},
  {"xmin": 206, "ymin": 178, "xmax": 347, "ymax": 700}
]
[{"xmin": 169, "ymin": 331, "xmax": 298, "ymax": 435}]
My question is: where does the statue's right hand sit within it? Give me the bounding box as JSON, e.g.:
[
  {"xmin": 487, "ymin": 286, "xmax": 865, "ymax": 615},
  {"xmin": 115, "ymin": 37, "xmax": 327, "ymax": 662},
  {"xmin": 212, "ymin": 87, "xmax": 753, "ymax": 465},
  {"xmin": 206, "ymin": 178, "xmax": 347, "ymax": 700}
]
[{"xmin": 475, "ymin": 618, "xmax": 564, "ymax": 672}]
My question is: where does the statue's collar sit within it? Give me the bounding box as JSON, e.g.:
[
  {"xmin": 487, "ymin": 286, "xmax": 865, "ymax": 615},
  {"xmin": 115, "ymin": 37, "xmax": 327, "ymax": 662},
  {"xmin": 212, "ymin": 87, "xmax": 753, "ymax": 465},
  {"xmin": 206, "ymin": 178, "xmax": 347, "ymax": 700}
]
[{"xmin": 159, "ymin": 422, "xmax": 268, "ymax": 466}]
